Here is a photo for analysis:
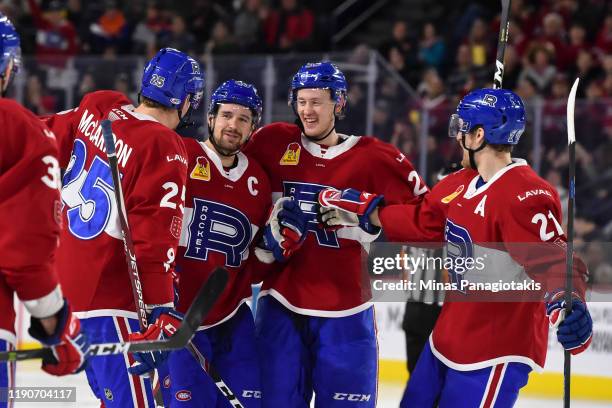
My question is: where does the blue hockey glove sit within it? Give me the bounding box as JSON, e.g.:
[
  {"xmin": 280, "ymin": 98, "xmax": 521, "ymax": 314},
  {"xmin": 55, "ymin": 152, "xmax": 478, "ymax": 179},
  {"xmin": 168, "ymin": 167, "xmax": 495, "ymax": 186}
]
[
  {"xmin": 318, "ymin": 187, "xmax": 383, "ymax": 234},
  {"xmin": 546, "ymin": 291, "xmax": 593, "ymax": 355},
  {"xmin": 127, "ymin": 307, "xmax": 183, "ymax": 375},
  {"xmin": 262, "ymin": 197, "xmax": 308, "ymax": 262}
]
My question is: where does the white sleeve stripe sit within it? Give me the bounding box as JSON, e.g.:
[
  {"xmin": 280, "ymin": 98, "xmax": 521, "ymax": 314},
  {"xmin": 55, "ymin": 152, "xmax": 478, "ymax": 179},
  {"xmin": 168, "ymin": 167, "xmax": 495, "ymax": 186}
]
[{"xmin": 23, "ymin": 285, "xmax": 64, "ymax": 318}]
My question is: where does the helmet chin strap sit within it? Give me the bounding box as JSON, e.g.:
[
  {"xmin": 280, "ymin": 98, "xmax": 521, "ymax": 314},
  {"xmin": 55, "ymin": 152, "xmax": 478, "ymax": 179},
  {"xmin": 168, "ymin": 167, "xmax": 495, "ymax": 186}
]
[
  {"xmin": 461, "ymin": 136, "xmax": 487, "ymax": 170},
  {"xmin": 176, "ymin": 96, "xmax": 197, "ymax": 130}
]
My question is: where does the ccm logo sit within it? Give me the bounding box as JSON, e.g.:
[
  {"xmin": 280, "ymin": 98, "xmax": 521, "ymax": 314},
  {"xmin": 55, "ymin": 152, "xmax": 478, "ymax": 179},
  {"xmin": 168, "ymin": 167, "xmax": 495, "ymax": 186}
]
[
  {"xmin": 175, "ymin": 390, "xmax": 192, "ymax": 401},
  {"xmin": 333, "ymin": 393, "xmax": 371, "ymax": 402},
  {"xmin": 242, "ymin": 390, "xmax": 262, "ymax": 398}
]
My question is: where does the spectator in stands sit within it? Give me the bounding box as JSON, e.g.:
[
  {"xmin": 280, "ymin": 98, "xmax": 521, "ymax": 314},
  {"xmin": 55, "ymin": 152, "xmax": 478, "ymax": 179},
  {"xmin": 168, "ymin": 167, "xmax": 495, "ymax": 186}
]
[
  {"xmin": 373, "ymin": 99, "xmax": 394, "ymax": 142},
  {"xmin": 131, "ymin": 2, "xmax": 170, "ymax": 57},
  {"xmin": 189, "ymin": 0, "xmax": 229, "ymax": 45},
  {"xmin": 204, "ymin": 20, "xmax": 238, "ymax": 55},
  {"xmin": 508, "ymin": 18, "xmax": 530, "ymax": 58},
  {"xmin": 389, "ymin": 121, "xmax": 417, "ymax": 161},
  {"xmin": 585, "ymin": 243, "xmax": 612, "ymax": 284},
  {"xmin": 464, "ymin": 18, "xmax": 492, "ymax": 68},
  {"xmin": 595, "ymin": 13, "xmax": 612, "ymax": 56},
  {"xmin": 88, "ymin": 0, "xmax": 130, "ymax": 54},
  {"xmin": 544, "ymin": 167, "xmax": 568, "ymax": 217},
  {"xmin": 518, "ymin": 45, "xmax": 557, "ymax": 94},
  {"xmin": 234, "ymin": 0, "xmax": 266, "ymax": 53},
  {"xmin": 158, "ymin": 14, "xmax": 197, "ymax": 55},
  {"xmin": 538, "ymin": 12, "xmax": 566, "ymax": 66},
  {"xmin": 380, "ymin": 20, "xmax": 419, "ymax": 73},
  {"xmin": 415, "ymin": 68, "xmax": 449, "ymax": 144},
  {"xmin": 502, "ymin": 45, "xmax": 522, "ymax": 91},
  {"xmin": 24, "ymin": 73, "xmax": 57, "ymax": 114},
  {"xmin": 542, "ymin": 73, "xmax": 569, "ymax": 146},
  {"xmin": 572, "ymin": 49, "xmax": 603, "ymax": 91},
  {"xmin": 563, "ymin": 24, "xmax": 590, "ymax": 70},
  {"xmin": 418, "ymin": 22, "xmax": 445, "ymax": 73},
  {"xmin": 76, "ymin": 71, "xmax": 96, "ymax": 101},
  {"xmin": 26, "ymin": 0, "xmax": 79, "ymax": 67},
  {"xmin": 388, "ymin": 46, "xmax": 413, "ymax": 86},
  {"xmin": 263, "ymin": 0, "xmax": 314, "ymax": 52},
  {"xmin": 602, "ymin": 54, "xmax": 612, "ymax": 96},
  {"xmin": 446, "ymin": 44, "xmax": 490, "ymax": 97}
]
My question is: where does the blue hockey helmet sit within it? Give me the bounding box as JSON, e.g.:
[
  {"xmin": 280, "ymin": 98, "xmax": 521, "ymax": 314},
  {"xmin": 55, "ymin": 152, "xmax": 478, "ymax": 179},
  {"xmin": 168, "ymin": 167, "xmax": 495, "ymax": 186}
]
[
  {"xmin": 288, "ymin": 61, "xmax": 348, "ymax": 117},
  {"xmin": 0, "ymin": 14, "xmax": 21, "ymax": 86},
  {"xmin": 140, "ymin": 48, "xmax": 204, "ymax": 110},
  {"xmin": 209, "ymin": 79, "xmax": 263, "ymax": 126},
  {"xmin": 449, "ymin": 88, "xmax": 526, "ymax": 145}
]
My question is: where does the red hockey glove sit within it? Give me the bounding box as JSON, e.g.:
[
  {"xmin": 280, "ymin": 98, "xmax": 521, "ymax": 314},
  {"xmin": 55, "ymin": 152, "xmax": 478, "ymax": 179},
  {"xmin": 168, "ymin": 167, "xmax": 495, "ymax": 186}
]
[
  {"xmin": 318, "ymin": 187, "xmax": 383, "ymax": 234},
  {"xmin": 28, "ymin": 300, "xmax": 89, "ymax": 376},
  {"xmin": 127, "ymin": 307, "xmax": 183, "ymax": 376}
]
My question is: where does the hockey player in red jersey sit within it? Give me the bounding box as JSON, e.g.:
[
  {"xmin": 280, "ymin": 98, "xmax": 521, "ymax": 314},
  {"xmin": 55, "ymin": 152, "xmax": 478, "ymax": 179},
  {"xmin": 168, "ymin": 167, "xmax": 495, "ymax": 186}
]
[
  {"xmin": 128, "ymin": 79, "xmax": 305, "ymax": 407},
  {"xmin": 44, "ymin": 48, "xmax": 204, "ymax": 407},
  {"xmin": 243, "ymin": 62, "xmax": 428, "ymax": 407},
  {"xmin": 317, "ymin": 88, "xmax": 593, "ymax": 407},
  {"xmin": 0, "ymin": 13, "xmax": 89, "ymax": 407}
]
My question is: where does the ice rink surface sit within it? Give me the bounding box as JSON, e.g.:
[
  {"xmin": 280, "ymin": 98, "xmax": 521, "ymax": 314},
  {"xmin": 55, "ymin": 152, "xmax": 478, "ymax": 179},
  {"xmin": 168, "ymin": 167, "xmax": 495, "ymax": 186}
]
[{"xmin": 11, "ymin": 361, "xmax": 609, "ymax": 407}]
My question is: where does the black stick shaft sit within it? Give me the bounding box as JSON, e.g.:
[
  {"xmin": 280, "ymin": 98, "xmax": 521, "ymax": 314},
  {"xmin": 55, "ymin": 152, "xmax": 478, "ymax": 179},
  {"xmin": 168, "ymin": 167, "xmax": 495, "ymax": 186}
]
[
  {"xmin": 564, "ymin": 141, "xmax": 575, "ymax": 407},
  {"xmin": 101, "ymin": 120, "xmax": 148, "ymax": 331},
  {"xmin": 493, "ymin": 0, "xmax": 512, "ymax": 89}
]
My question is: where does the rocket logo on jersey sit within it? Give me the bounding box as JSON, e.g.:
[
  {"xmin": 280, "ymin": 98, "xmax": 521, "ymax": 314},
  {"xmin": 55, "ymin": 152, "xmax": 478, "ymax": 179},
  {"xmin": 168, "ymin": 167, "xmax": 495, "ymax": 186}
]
[
  {"xmin": 184, "ymin": 198, "xmax": 252, "ymax": 267},
  {"xmin": 441, "ymin": 185, "xmax": 465, "ymax": 204},
  {"xmin": 280, "ymin": 142, "xmax": 301, "ymax": 165},
  {"xmin": 284, "ymin": 181, "xmax": 340, "ymax": 248},
  {"xmin": 445, "ymin": 219, "xmax": 473, "ymax": 292},
  {"xmin": 190, "ymin": 156, "xmax": 211, "ymax": 181}
]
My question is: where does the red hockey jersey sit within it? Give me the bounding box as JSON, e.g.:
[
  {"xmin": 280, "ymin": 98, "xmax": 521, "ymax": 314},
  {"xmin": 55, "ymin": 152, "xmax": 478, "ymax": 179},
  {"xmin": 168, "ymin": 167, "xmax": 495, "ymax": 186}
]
[
  {"xmin": 0, "ymin": 99, "xmax": 62, "ymax": 337},
  {"xmin": 175, "ymin": 139, "xmax": 271, "ymax": 326},
  {"xmin": 44, "ymin": 91, "xmax": 188, "ymax": 316},
  {"xmin": 379, "ymin": 160, "xmax": 587, "ymax": 371},
  {"xmin": 244, "ymin": 122, "xmax": 427, "ymax": 316}
]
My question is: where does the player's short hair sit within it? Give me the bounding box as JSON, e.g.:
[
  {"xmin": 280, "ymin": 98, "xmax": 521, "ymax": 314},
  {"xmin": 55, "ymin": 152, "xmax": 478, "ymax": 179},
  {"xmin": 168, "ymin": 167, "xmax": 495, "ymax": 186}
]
[
  {"xmin": 488, "ymin": 144, "xmax": 514, "ymax": 153},
  {"xmin": 141, "ymin": 95, "xmax": 175, "ymax": 112}
]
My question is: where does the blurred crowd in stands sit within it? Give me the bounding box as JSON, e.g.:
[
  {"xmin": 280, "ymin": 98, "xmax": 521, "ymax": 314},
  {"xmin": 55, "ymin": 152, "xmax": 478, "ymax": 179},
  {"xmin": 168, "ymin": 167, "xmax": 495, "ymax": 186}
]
[{"xmin": 1, "ymin": 0, "xmax": 611, "ymax": 284}]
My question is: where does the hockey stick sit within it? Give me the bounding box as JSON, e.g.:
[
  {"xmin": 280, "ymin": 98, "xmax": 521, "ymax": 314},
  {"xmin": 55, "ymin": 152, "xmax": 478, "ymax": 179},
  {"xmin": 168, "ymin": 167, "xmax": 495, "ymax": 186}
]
[
  {"xmin": 563, "ymin": 77, "xmax": 579, "ymax": 408},
  {"xmin": 101, "ymin": 120, "xmax": 245, "ymax": 408},
  {"xmin": 100, "ymin": 119, "xmax": 166, "ymax": 406},
  {"xmin": 493, "ymin": 0, "xmax": 512, "ymax": 89},
  {"xmin": 0, "ymin": 268, "xmax": 228, "ymax": 362}
]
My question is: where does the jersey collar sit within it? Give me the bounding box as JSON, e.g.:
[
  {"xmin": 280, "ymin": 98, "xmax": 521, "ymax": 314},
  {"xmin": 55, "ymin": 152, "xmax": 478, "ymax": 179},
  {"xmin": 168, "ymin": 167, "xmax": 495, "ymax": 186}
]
[
  {"xmin": 300, "ymin": 133, "xmax": 361, "ymax": 160},
  {"xmin": 121, "ymin": 104, "xmax": 160, "ymax": 123},
  {"xmin": 199, "ymin": 141, "xmax": 249, "ymax": 182},
  {"xmin": 464, "ymin": 158, "xmax": 527, "ymax": 199}
]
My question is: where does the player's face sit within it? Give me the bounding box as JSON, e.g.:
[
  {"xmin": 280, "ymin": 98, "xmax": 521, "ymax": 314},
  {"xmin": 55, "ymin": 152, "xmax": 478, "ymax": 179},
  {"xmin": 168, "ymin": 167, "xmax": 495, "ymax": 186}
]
[
  {"xmin": 456, "ymin": 133, "xmax": 471, "ymax": 168},
  {"xmin": 210, "ymin": 103, "xmax": 254, "ymax": 155},
  {"xmin": 456, "ymin": 129, "xmax": 483, "ymax": 169},
  {"xmin": 296, "ymin": 88, "xmax": 336, "ymax": 138}
]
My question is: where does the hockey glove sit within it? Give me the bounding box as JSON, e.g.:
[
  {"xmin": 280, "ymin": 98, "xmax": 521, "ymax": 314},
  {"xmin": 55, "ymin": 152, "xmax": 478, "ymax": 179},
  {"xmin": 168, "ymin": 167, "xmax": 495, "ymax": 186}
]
[
  {"xmin": 28, "ymin": 300, "xmax": 89, "ymax": 376},
  {"xmin": 318, "ymin": 187, "xmax": 383, "ymax": 234},
  {"xmin": 127, "ymin": 307, "xmax": 183, "ymax": 376},
  {"xmin": 262, "ymin": 197, "xmax": 308, "ymax": 262},
  {"xmin": 546, "ymin": 291, "xmax": 593, "ymax": 355}
]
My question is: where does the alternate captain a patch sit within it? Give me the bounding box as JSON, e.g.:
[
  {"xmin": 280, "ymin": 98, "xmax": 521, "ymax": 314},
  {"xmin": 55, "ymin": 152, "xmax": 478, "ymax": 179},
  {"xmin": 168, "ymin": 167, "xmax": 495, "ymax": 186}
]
[
  {"xmin": 190, "ymin": 156, "xmax": 211, "ymax": 181},
  {"xmin": 280, "ymin": 142, "xmax": 301, "ymax": 165}
]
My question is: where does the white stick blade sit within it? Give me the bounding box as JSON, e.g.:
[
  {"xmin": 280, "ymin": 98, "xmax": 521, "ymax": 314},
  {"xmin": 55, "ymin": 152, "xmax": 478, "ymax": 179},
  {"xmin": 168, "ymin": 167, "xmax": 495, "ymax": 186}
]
[{"xmin": 567, "ymin": 78, "xmax": 579, "ymax": 145}]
